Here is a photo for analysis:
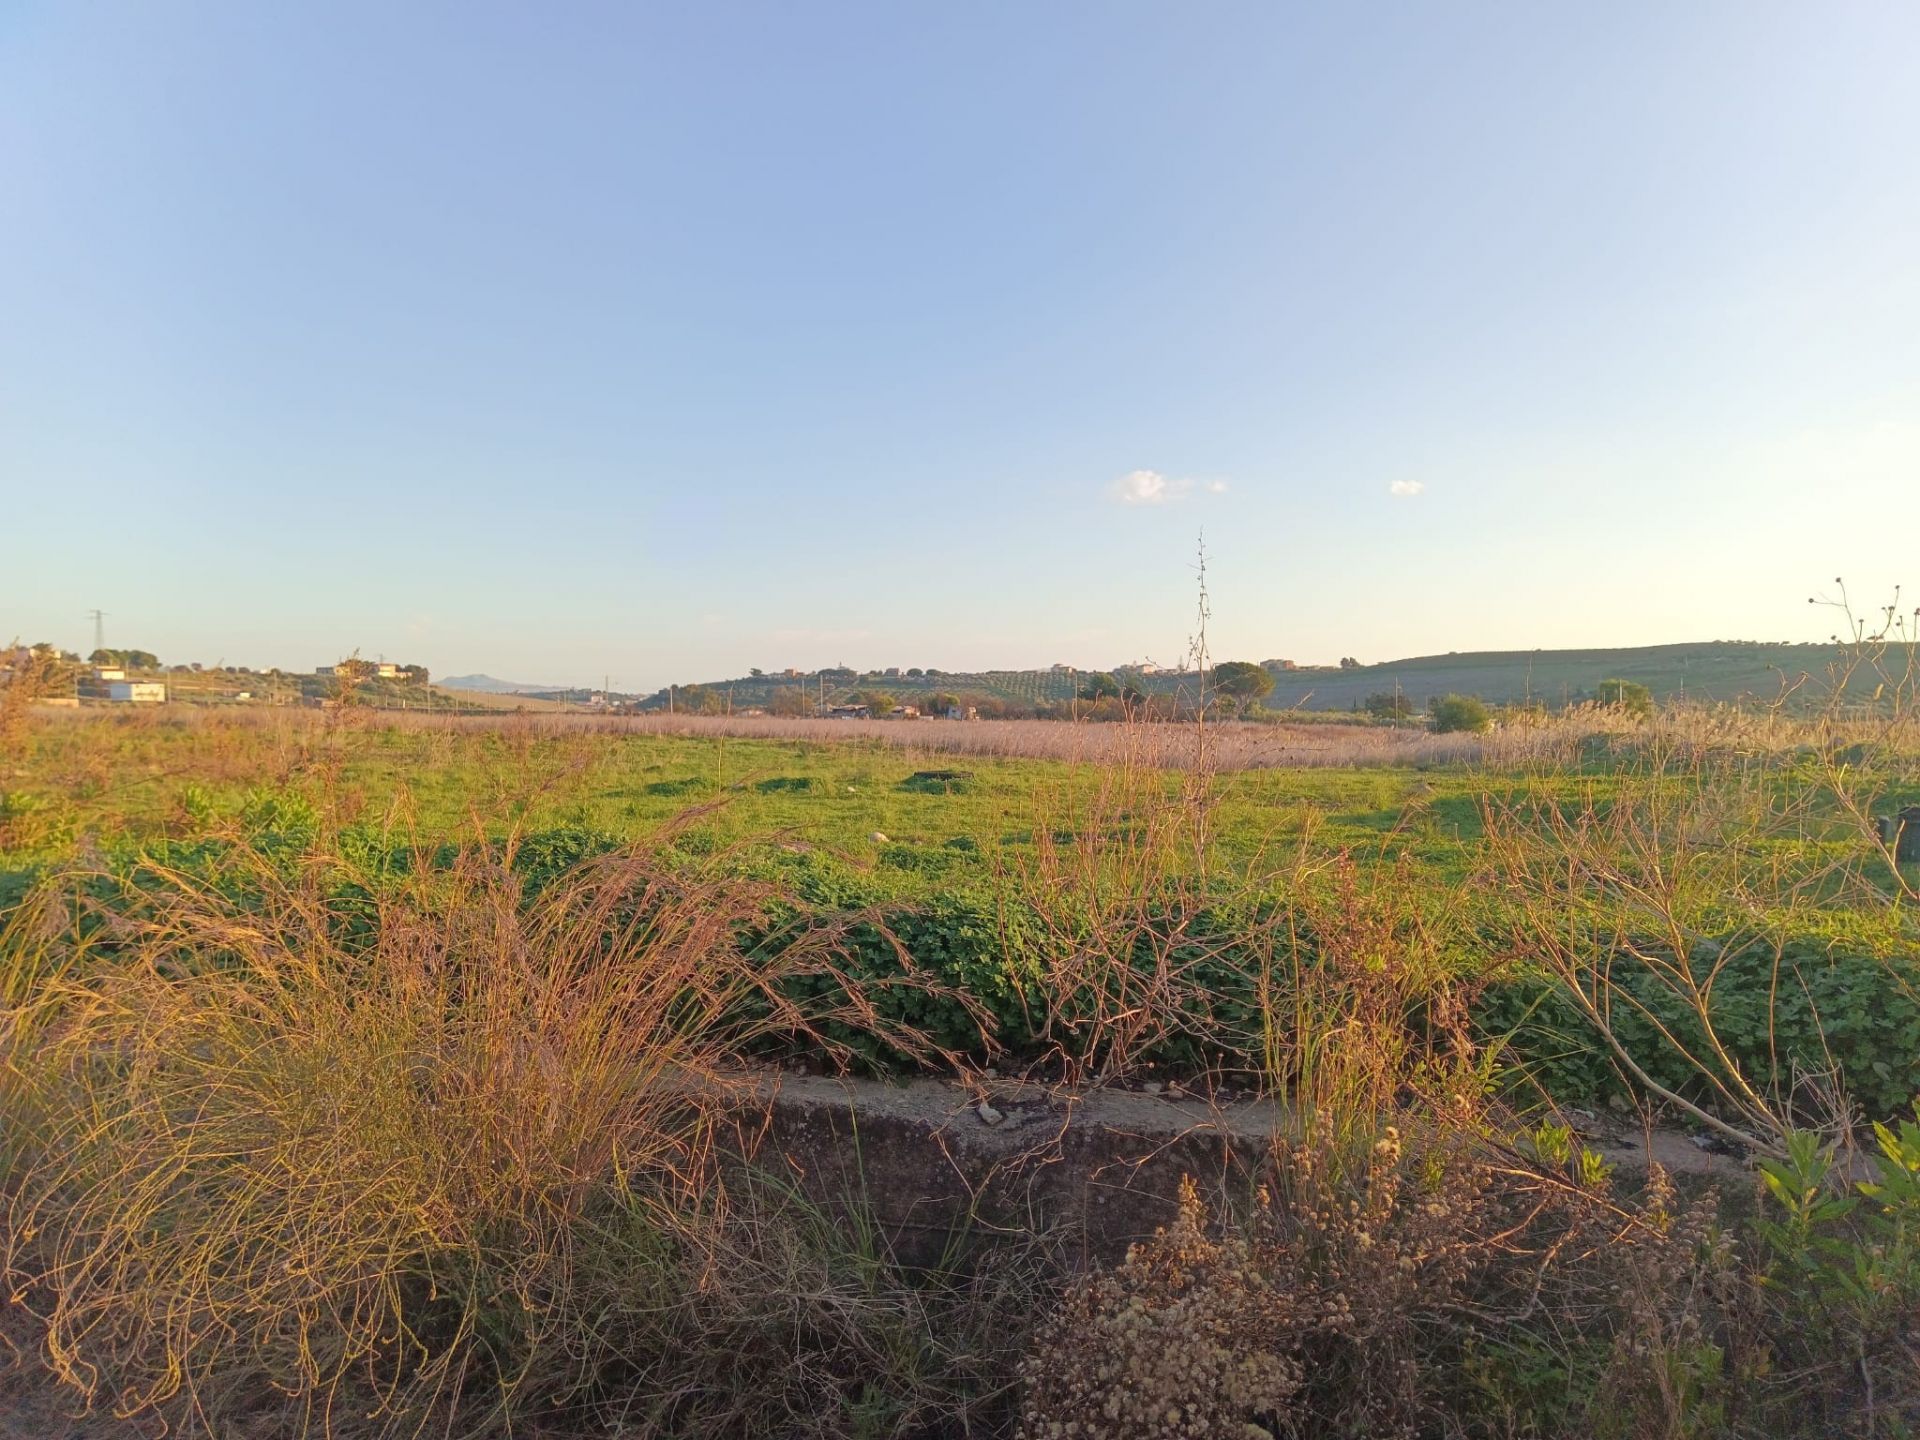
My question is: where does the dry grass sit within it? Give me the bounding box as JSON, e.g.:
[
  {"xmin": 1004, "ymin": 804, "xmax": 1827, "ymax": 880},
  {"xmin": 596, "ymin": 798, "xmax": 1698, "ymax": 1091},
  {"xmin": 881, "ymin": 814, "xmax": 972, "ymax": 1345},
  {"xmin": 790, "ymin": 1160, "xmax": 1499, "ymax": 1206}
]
[
  {"xmin": 7, "ymin": 700, "xmax": 1790, "ymax": 772},
  {"xmin": 1017, "ymin": 1125, "xmax": 1744, "ymax": 1440},
  {"xmin": 0, "ymin": 826, "xmax": 1007, "ymax": 1437},
  {"xmin": 389, "ymin": 709, "xmax": 1698, "ymax": 770}
]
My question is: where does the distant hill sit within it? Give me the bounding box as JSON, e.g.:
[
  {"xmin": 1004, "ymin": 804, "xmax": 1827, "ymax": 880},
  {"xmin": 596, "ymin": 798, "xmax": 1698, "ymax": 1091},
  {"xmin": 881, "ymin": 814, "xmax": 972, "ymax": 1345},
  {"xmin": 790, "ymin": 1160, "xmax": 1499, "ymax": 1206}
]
[
  {"xmin": 1254, "ymin": 642, "xmax": 1846, "ymax": 712},
  {"xmin": 435, "ymin": 687, "xmax": 586, "ymax": 713},
  {"xmin": 439, "ymin": 674, "xmax": 567, "ymax": 695},
  {"xmin": 640, "ymin": 642, "xmax": 1884, "ymax": 715}
]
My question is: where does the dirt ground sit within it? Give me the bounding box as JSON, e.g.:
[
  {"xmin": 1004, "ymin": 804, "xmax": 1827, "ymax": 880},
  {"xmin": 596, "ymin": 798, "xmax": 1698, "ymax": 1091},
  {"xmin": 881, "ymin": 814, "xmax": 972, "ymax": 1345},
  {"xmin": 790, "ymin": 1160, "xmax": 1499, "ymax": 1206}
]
[{"xmin": 1, "ymin": 1074, "xmax": 1748, "ymax": 1437}]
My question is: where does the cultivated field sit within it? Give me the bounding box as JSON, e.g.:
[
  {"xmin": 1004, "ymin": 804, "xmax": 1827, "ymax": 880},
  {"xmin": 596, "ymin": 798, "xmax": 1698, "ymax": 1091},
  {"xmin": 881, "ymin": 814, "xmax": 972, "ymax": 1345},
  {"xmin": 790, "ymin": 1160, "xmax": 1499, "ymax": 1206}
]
[{"xmin": 3, "ymin": 689, "xmax": 1919, "ymax": 1437}]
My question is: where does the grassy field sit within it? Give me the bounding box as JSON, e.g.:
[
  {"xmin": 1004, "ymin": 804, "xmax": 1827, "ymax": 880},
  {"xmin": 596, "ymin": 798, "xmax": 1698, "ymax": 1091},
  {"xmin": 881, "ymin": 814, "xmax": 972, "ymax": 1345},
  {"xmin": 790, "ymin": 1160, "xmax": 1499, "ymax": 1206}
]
[
  {"xmin": 5, "ymin": 698, "xmax": 1920, "ymax": 1437},
  {"xmin": 7, "ymin": 704, "xmax": 1916, "ymax": 1087},
  {"xmin": 0, "ymin": 707, "xmax": 1535, "ymax": 885}
]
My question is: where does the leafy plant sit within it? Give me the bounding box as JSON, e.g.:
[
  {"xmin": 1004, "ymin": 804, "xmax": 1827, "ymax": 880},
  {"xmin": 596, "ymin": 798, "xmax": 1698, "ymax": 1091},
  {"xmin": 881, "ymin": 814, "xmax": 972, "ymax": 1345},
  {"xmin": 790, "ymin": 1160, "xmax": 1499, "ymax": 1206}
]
[{"xmin": 1430, "ymin": 693, "xmax": 1492, "ymax": 734}]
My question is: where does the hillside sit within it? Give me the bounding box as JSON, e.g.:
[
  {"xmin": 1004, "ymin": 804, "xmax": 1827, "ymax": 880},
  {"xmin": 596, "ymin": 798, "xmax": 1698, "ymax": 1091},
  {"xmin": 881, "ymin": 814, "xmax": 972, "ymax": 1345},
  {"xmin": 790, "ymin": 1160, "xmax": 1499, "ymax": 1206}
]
[
  {"xmin": 643, "ymin": 641, "xmax": 1878, "ymax": 715},
  {"xmin": 1257, "ymin": 641, "xmax": 1847, "ymax": 711},
  {"xmin": 439, "ymin": 674, "xmax": 566, "ymax": 695}
]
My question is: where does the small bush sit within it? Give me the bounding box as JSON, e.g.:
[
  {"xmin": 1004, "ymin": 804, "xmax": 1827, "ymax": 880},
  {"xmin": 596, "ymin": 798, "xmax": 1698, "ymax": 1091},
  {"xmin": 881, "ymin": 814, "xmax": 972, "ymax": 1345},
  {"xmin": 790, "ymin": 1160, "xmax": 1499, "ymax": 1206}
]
[
  {"xmin": 900, "ymin": 770, "xmax": 974, "ymax": 795},
  {"xmin": 236, "ymin": 783, "xmax": 319, "ymax": 838},
  {"xmin": 1429, "ymin": 693, "xmax": 1492, "ymax": 734},
  {"xmin": 644, "ymin": 777, "xmax": 703, "ymax": 797},
  {"xmin": 1597, "ymin": 676, "xmax": 1655, "ymax": 717},
  {"xmin": 1020, "ymin": 1124, "xmax": 1731, "ymax": 1440},
  {"xmin": 1751, "ymin": 1117, "xmax": 1920, "ymax": 1424},
  {"xmin": 755, "ymin": 775, "xmax": 816, "ymax": 793}
]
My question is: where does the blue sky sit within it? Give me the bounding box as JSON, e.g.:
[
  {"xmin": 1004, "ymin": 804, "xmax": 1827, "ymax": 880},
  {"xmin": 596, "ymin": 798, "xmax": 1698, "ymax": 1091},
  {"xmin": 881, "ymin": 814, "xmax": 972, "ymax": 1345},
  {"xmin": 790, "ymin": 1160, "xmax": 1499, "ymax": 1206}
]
[{"xmin": 4, "ymin": 2, "xmax": 1917, "ymax": 689}]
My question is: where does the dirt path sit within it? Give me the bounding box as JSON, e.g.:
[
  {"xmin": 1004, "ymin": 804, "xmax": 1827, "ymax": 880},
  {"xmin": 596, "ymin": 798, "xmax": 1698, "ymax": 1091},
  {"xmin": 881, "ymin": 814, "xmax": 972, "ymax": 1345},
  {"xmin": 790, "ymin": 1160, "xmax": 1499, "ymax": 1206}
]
[{"xmin": 757, "ymin": 1069, "xmax": 1748, "ymax": 1178}]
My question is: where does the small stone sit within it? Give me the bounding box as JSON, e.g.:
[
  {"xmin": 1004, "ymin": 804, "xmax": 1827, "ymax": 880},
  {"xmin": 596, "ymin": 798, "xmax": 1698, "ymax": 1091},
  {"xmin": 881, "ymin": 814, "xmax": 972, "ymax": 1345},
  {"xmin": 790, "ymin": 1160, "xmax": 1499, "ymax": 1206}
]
[
  {"xmin": 1141, "ymin": 1081, "xmax": 1164, "ymax": 1096},
  {"xmin": 976, "ymin": 1101, "xmax": 1004, "ymax": 1126},
  {"xmin": 870, "ymin": 831, "xmax": 888, "ymax": 843}
]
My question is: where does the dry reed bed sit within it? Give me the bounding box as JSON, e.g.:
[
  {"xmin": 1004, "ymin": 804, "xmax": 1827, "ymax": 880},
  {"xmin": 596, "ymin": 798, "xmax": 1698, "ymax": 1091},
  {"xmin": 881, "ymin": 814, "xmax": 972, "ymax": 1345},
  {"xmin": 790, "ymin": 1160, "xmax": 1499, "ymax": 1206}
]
[{"xmin": 30, "ymin": 701, "xmax": 1893, "ymax": 772}]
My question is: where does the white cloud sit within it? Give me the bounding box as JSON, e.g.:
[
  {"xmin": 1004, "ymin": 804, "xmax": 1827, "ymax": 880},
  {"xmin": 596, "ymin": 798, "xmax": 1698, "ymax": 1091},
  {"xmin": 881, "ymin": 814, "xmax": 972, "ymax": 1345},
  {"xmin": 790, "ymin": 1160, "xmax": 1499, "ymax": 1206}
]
[
  {"xmin": 1389, "ymin": 479, "xmax": 1426, "ymax": 497},
  {"xmin": 1110, "ymin": 470, "xmax": 1229, "ymax": 505},
  {"xmin": 1113, "ymin": 469, "xmax": 1173, "ymax": 504}
]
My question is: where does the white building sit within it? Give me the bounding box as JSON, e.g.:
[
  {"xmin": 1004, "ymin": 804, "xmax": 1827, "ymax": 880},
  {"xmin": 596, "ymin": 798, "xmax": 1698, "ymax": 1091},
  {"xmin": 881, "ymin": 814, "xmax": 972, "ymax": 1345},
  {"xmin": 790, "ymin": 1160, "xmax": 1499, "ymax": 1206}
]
[{"xmin": 107, "ymin": 681, "xmax": 167, "ymax": 703}]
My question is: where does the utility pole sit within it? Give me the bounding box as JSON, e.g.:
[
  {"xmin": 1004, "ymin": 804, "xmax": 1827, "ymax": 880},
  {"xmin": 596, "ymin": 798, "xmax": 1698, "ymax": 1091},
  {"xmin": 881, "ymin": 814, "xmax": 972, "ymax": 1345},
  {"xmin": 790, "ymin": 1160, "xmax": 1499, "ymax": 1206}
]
[{"xmin": 85, "ymin": 609, "xmax": 106, "ymax": 658}]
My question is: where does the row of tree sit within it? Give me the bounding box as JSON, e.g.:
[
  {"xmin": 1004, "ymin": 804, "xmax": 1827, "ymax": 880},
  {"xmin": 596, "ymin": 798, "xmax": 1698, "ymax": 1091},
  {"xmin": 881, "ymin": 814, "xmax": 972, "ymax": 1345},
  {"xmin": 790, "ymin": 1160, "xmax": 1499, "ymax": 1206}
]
[{"xmin": 1077, "ymin": 660, "xmax": 1276, "ymax": 708}]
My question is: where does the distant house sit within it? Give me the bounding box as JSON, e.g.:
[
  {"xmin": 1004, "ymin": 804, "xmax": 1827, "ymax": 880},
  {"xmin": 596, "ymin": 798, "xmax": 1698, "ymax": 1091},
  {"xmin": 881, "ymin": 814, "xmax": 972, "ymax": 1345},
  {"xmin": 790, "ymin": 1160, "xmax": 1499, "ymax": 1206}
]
[
  {"xmin": 827, "ymin": 704, "xmax": 870, "ymax": 719},
  {"xmin": 93, "ymin": 666, "xmax": 126, "ymax": 682},
  {"xmin": 945, "ymin": 704, "xmax": 978, "ymax": 721},
  {"xmin": 318, "ymin": 660, "xmax": 406, "ymax": 679},
  {"xmin": 895, "ymin": 705, "xmax": 919, "ymax": 719},
  {"xmin": 107, "ymin": 680, "xmax": 167, "ymax": 703}
]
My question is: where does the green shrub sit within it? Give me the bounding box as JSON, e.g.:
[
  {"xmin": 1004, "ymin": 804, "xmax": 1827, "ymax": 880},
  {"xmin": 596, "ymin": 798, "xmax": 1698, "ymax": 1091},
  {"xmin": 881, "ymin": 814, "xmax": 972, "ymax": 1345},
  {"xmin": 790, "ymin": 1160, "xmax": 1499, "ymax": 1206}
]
[
  {"xmin": 1754, "ymin": 1118, "xmax": 1920, "ymax": 1420},
  {"xmin": 1482, "ymin": 940, "xmax": 1920, "ymax": 1121},
  {"xmin": 753, "ymin": 776, "xmax": 816, "ymax": 794},
  {"xmin": 899, "ymin": 770, "xmax": 974, "ymax": 795},
  {"xmin": 1596, "ymin": 677, "xmax": 1654, "ymax": 717},
  {"xmin": 1429, "ymin": 694, "xmax": 1492, "ymax": 734},
  {"xmin": 177, "ymin": 781, "xmax": 221, "ymax": 829},
  {"xmin": 644, "ymin": 778, "xmax": 703, "ymax": 797},
  {"xmin": 511, "ymin": 825, "xmax": 624, "ymax": 893},
  {"xmin": 237, "ymin": 785, "xmax": 319, "ymax": 839}
]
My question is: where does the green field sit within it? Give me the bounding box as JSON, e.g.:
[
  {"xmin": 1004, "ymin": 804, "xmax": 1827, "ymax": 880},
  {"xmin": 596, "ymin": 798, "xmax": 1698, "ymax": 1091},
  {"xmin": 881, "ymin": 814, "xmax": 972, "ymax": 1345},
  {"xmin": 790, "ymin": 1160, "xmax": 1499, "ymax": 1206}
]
[
  {"xmin": 7, "ymin": 706, "xmax": 1917, "ymax": 1107},
  {"xmin": 4, "ymin": 713, "xmax": 1503, "ymax": 880},
  {"xmin": 7, "ymin": 703, "xmax": 1920, "ymax": 1437}
]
